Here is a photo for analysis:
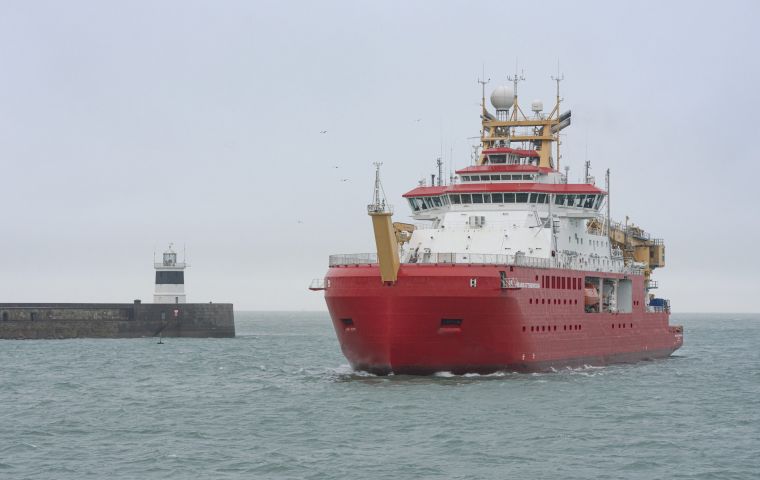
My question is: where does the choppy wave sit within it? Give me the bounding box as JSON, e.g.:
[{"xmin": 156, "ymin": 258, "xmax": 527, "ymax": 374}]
[{"xmin": 1, "ymin": 312, "xmax": 758, "ymax": 480}]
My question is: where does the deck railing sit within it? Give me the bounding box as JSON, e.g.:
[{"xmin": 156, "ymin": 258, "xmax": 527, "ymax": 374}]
[{"xmin": 328, "ymin": 252, "xmax": 641, "ymax": 275}]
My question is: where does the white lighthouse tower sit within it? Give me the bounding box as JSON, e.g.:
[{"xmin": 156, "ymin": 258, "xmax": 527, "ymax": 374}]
[{"xmin": 154, "ymin": 243, "xmax": 187, "ymax": 304}]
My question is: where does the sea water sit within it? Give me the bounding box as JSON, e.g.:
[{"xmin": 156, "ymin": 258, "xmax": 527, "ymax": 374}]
[{"xmin": 1, "ymin": 313, "xmax": 758, "ymax": 479}]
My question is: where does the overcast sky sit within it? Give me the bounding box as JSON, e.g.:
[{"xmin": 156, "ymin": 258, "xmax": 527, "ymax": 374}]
[{"xmin": 1, "ymin": 0, "xmax": 758, "ymax": 312}]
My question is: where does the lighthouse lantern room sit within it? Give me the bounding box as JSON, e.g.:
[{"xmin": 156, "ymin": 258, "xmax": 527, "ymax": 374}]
[{"xmin": 154, "ymin": 243, "xmax": 187, "ymax": 304}]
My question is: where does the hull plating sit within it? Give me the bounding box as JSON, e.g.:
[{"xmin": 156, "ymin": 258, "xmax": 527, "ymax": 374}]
[{"xmin": 325, "ymin": 264, "xmax": 682, "ymax": 374}]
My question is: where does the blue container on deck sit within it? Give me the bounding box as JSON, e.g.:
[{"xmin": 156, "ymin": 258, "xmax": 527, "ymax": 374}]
[{"xmin": 650, "ymin": 298, "xmax": 667, "ymax": 307}]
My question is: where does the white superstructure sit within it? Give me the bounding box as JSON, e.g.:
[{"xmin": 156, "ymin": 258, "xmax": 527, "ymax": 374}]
[
  {"xmin": 154, "ymin": 244, "xmax": 187, "ymax": 304},
  {"xmin": 401, "ymin": 166, "xmax": 625, "ymax": 274}
]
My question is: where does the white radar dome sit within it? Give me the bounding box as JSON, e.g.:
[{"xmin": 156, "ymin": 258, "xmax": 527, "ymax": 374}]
[
  {"xmin": 531, "ymin": 100, "xmax": 544, "ymax": 112},
  {"xmin": 490, "ymin": 85, "xmax": 515, "ymax": 110}
]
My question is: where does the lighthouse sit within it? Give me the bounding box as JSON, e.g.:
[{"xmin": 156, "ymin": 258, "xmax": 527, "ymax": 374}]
[{"xmin": 154, "ymin": 244, "xmax": 187, "ymax": 304}]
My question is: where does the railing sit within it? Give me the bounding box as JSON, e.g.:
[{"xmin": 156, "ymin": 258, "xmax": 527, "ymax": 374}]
[
  {"xmin": 409, "ymin": 252, "xmax": 554, "ymax": 268},
  {"xmin": 329, "ymin": 251, "xmax": 640, "ymax": 275},
  {"xmin": 308, "ymin": 278, "xmax": 326, "ymax": 290},
  {"xmin": 329, "ymin": 253, "xmax": 378, "ymax": 266},
  {"xmin": 367, "ymin": 203, "xmax": 394, "ymax": 214}
]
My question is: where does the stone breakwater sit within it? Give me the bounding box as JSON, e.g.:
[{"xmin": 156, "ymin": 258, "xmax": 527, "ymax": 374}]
[{"xmin": 0, "ymin": 302, "xmax": 235, "ymax": 339}]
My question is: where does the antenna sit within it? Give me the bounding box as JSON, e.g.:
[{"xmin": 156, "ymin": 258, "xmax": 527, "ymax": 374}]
[
  {"xmin": 436, "ymin": 157, "xmax": 443, "ymax": 187},
  {"xmin": 551, "ymin": 62, "xmax": 565, "ymax": 169},
  {"xmin": 478, "ymin": 74, "xmax": 490, "ymax": 115},
  {"xmin": 449, "ymin": 144, "xmax": 454, "ymax": 184},
  {"xmin": 507, "ymin": 60, "xmax": 526, "ymax": 96},
  {"xmin": 585, "ymin": 159, "xmax": 591, "ymax": 184},
  {"xmin": 605, "ymin": 168, "xmax": 611, "ymax": 238},
  {"xmin": 584, "ymin": 133, "xmax": 591, "ymax": 183},
  {"xmin": 371, "ymin": 162, "xmax": 384, "ymax": 207}
]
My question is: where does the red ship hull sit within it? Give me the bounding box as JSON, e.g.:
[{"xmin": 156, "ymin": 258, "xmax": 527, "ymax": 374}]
[{"xmin": 325, "ymin": 264, "xmax": 683, "ymax": 374}]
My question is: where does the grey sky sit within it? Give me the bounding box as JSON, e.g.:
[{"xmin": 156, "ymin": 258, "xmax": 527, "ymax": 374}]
[{"xmin": 1, "ymin": 0, "xmax": 758, "ymax": 311}]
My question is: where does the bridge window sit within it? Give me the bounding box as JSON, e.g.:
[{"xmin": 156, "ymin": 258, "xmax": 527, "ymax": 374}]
[
  {"xmin": 503, "ymin": 193, "xmax": 515, "ymax": 203},
  {"xmin": 460, "ymin": 194, "xmax": 472, "ymax": 203},
  {"xmin": 516, "ymin": 193, "xmax": 529, "ymax": 203},
  {"xmin": 555, "ymin": 194, "xmax": 566, "ymax": 205},
  {"xmin": 432, "ymin": 196, "xmax": 442, "ymax": 207},
  {"xmin": 489, "ymin": 154, "xmax": 507, "ymax": 163},
  {"xmin": 491, "ymin": 193, "xmax": 503, "ymax": 203},
  {"xmin": 584, "ymin": 195, "xmax": 595, "ymax": 208},
  {"xmin": 450, "ymin": 194, "xmax": 461, "ymax": 204},
  {"xmin": 472, "ymin": 194, "xmax": 483, "ymax": 203}
]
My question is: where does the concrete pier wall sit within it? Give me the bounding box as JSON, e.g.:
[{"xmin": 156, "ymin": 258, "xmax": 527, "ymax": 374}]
[{"xmin": 0, "ymin": 302, "xmax": 235, "ymax": 339}]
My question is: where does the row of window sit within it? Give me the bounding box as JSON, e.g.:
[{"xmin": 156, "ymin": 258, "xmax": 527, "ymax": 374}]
[
  {"xmin": 541, "ymin": 275, "xmax": 584, "ymax": 290},
  {"xmin": 461, "ymin": 174, "xmax": 536, "ymax": 182},
  {"xmin": 522, "ymin": 323, "xmax": 636, "ymax": 333},
  {"xmin": 523, "ymin": 325, "xmax": 583, "ymax": 332},
  {"xmin": 408, "ymin": 193, "xmax": 603, "ymax": 212},
  {"xmin": 487, "ymin": 153, "xmax": 536, "ymax": 165},
  {"xmin": 530, "ymin": 298, "xmax": 579, "ymax": 305}
]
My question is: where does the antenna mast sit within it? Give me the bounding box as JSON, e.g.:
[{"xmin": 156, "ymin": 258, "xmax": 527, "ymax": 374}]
[
  {"xmin": 436, "ymin": 157, "xmax": 443, "ymax": 186},
  {"xmin": 551, "ymin": 65, "xmax": 564, "ymax": 170},
  {"xmin": 478, "ymin": 75, "xmax": 490, "ymax": 117},
  {"xmin": 370, "ymin": 162, "xmax": 387, "ymax": 212},
  {"xmin": 507, "ymin": 63, "xmax": 526, "ymax": 122},
  {"xmin": 605, "ymin": 168, "xmax": 611, "ymax": 237}
]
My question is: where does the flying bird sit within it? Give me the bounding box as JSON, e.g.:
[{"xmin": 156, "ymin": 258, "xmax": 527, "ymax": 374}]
[
  {"xmin": 320, "ymin": 130, "xmax": 328, "ymax": 134},
  {"xmin": 340, "ymin": 178, "xmax": 349, "ymax": 182}
]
